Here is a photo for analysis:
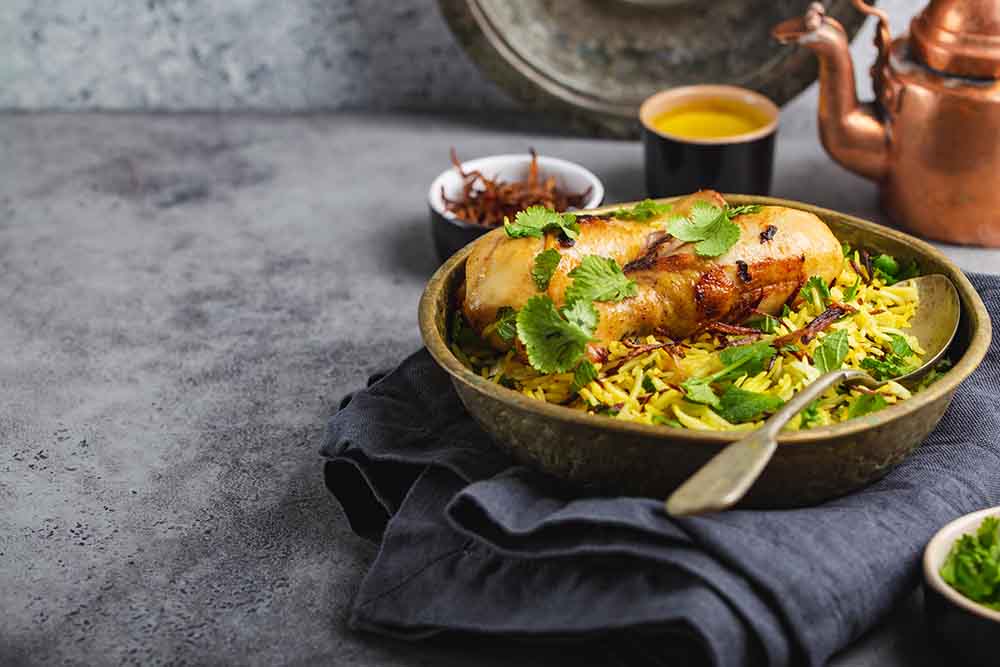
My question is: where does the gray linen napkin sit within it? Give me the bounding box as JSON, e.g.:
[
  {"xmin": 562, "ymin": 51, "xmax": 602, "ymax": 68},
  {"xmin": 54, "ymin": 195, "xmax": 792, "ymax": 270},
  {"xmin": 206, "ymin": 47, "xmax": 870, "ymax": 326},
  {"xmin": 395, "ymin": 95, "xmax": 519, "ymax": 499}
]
[{"xmin": 322, "ymin": 273, "xmax": 1000, "ymax": 667}]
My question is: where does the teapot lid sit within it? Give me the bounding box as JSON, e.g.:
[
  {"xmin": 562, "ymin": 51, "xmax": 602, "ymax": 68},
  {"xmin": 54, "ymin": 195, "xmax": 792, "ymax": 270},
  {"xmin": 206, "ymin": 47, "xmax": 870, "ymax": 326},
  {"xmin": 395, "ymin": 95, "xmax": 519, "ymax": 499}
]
[{"xmin": 910, "ymin": 0, "xmax": 1000, "ymax": 78}]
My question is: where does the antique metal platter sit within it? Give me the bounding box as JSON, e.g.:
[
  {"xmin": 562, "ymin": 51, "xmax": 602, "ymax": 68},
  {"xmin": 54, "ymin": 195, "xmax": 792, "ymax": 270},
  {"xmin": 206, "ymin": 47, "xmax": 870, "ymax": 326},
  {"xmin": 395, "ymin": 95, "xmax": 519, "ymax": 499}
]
[{"xmin": 439, "ymin": 0, "xmax": 868, "ymax": 137}]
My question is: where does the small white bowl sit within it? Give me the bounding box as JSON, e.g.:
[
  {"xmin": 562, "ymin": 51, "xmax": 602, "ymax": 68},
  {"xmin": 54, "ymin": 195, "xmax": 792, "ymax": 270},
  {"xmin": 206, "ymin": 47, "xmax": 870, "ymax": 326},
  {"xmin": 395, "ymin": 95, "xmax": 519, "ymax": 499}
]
[
  {"xmin": 923, "ymin": 506, "xmax": 1000, "ymax": 665},
  {"xmin": 427, "ymin": 154, "xmax": 604, "ymax": 262}
]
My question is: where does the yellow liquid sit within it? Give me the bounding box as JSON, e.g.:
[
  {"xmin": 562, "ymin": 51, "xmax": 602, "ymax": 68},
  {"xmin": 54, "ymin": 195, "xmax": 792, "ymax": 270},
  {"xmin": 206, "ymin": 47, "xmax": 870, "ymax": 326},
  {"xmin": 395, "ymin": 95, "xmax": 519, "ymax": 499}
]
[{"xmin": 650, "ymin": 100, "xmax": 770, "ymax": 139}]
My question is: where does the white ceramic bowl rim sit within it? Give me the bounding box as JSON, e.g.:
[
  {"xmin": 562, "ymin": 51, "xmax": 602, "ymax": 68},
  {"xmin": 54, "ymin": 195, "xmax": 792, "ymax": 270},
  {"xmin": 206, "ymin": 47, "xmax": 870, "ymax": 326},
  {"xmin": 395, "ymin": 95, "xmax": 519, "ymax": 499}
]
[
  {"xmin": 923, "ymin": 506, "xmax": 1000, "ymax": 623},
  {"xmin": 427, "ymin": 154, "xmax": 605, "ymax": 227}
]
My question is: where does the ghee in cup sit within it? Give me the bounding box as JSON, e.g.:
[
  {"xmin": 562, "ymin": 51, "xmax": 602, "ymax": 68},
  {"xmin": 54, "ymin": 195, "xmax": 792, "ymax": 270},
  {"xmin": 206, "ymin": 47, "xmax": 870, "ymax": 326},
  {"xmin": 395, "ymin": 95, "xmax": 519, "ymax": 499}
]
[{"xmin": 649, "ymin": 99, "xmax": 772, "ymax": 140}]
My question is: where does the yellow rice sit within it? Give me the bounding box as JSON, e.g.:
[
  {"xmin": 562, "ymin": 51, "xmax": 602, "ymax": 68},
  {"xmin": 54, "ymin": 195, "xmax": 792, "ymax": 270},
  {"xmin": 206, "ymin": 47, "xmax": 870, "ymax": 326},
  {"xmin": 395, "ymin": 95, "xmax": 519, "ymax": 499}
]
[{"xmin": 453, "ymin": 253, "xmax": 940, "ymax": 431}]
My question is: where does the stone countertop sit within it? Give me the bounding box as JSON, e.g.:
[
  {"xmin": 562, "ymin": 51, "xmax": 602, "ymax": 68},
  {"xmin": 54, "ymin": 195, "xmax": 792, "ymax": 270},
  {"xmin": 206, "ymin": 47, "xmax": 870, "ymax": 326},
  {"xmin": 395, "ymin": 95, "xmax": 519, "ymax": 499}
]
[{"xmin": 1, "ymin": 110, "xmax": 997, "ymax": 666}]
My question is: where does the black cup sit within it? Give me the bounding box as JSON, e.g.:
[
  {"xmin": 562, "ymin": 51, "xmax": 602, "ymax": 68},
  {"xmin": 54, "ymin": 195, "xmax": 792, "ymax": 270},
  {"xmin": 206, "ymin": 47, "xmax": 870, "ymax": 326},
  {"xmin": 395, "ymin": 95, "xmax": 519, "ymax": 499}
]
[{"xmin": 640, "ymin": 85, "xmax": 778, "ymax": 198}]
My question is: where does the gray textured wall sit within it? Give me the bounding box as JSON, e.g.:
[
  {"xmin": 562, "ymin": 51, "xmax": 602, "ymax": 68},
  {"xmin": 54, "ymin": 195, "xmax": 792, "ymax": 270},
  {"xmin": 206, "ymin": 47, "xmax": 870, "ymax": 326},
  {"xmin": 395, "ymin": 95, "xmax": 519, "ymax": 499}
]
[{"xmin": 2, "ymin": 0, "xmax": 924, "ymax": 112}]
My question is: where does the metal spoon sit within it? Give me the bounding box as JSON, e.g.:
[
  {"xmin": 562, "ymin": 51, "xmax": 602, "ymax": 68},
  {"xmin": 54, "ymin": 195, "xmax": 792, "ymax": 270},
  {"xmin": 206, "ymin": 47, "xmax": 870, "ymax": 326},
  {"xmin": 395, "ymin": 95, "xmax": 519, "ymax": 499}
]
[{"xmin": 665, "ymin": 274, "xmax": 960, "ymax": 517}]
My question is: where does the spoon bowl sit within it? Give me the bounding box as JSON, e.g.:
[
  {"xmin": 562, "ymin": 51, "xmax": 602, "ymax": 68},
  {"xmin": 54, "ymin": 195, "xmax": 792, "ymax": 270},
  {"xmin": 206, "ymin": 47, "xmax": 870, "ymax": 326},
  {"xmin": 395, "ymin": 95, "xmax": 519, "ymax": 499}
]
[{"xmin": 665, "ymin": 274, "xmax": 961, "ymax": 517}]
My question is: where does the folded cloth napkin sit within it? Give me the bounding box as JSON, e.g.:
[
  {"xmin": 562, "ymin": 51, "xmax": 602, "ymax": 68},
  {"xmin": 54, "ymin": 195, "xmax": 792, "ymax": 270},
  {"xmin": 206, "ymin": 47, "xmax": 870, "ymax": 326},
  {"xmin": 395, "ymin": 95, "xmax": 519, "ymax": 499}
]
[{"xmin": 322, "ymin": 273, "xmax": 1000, "ymax": 667}]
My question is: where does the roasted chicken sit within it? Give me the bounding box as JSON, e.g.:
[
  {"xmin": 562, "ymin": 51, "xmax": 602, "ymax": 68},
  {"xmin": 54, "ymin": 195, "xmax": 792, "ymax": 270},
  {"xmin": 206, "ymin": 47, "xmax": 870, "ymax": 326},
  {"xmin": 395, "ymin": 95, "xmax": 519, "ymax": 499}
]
[{"xmin": 462, "ymin": 190, "xmax": 843, "ymax": 352}]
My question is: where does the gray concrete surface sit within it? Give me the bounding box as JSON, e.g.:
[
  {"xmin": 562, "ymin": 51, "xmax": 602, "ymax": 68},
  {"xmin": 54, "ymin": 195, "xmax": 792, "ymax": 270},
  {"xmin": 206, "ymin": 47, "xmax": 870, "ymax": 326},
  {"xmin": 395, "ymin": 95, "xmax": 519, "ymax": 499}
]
[
  {"xmin": 1, "ymin": 109, "xmax": 997, "ymax": 666},
  {"xmin": 1, "ymin": 0, "xmax": 928, "ymax": 112}
]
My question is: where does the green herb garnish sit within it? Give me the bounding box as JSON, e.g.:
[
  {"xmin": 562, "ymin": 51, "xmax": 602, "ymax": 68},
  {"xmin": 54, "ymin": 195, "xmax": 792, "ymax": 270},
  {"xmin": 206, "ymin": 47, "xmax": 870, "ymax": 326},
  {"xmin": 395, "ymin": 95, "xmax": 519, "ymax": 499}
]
[
  {"xmin": 516, "ymin": 295, "xmax": 598, "ymax": 373},
  {"xmin": 666, "ymin": 202, "xmax": 749, "ymax": 257},
  {"xmin": 859, "ymin": 333, "xmax": 917, "ymax": 381},
  {"xmin": 847, "ymin": 392, "xmax": 887, "ymax": 419},
  {"xmin": 565, "ymin": 255, "xmax": 638, "ymax": 304},
  {"xmin": 799, "ymin": 276, "xmax": 831, "ymax": 309},
  {"xmin": 680, "ymin": 342, "xmax": 776, "ymax": 406},
  {"xmin": 940, "ymin": 516, "xmax": 1000, "ymax": 611},
  {"xmin": 813, "ymin": 329, "xmax": 849, "ymax": 373},
  {"xmin": 532, "ymin": 248, "xmax": 561, "ymax": 291},
  {"xmin": 610, "ymin": 199, "xmax": 672, "ymax": 222},
  {"xmin": 492, "ymin": 306, "xmax": 518, "ymax": 342},
  {"xmin": 843, "ymin": 276, "xmax": 861, "ymax": 301},
  {"xmin": 642, "ymin": 375, "xmax": 657, "ymax": 393},
  {"xmin": 504, "ymin": 206, "xmax": 580, "ymax": 240},
  {"xmin": 571, "ymin": 359, "xmax": 599, "ymax": 393},
  {"xmin": 871, "ymin": 254, "xmax": 919, "ymax": 285},
  {"xmin": 715, "ymin": 386, "xmax": 784, "ymax": 423},
  {"xmin": 799, "ymin": 399, "xmax": 822, "ymax": 429},
  {"xmin": 652, "ymin": 414, "xmax": 682, "ymax": 428}
]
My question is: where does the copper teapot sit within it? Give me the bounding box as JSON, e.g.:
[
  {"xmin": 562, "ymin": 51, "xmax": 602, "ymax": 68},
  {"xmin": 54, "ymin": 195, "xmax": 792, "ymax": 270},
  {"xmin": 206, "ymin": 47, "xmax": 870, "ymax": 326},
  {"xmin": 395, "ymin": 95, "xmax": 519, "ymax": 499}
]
[{"xmin": 773, "ymin": 0, "xmax": 1000, "ymax": 246}]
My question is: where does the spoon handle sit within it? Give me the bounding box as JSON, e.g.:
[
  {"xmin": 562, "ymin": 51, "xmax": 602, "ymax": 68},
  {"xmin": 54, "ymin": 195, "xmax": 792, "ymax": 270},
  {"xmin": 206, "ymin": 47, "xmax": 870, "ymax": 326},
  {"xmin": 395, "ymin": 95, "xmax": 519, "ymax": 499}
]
[{"xmin": 665, "ymin": 369, "xmax": 874, "ymax": 517}]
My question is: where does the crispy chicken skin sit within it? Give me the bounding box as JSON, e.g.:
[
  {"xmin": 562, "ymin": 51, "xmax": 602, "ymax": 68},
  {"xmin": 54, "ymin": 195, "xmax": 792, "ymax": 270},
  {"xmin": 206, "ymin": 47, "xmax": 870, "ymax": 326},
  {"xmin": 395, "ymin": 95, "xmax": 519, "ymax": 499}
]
[{"xmin": 462, "ymin": 190, "xmax": 843, "ymax": 349}]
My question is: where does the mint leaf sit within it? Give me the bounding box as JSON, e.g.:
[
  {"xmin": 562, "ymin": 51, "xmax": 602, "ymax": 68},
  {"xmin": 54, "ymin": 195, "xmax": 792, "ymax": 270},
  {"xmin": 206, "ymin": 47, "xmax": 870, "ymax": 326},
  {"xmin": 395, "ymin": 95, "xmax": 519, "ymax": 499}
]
[
  {"xmin": 516, "ymin": 295, "xmax": 597, "ymax": 373},
  {"xmin": 799, "ymin": 276, "xmax": 831, "ymax": 309},
  {"xmin": 889, "ymin": 333, "xmax": 913, "ymax": 358},
  {"xmin": 571, "ymin": 359, "xmax": 599, "ymax": 393},
  {"xmin": 611, "ymin": 199, "xmax": 672, "ymax": 222},
  {"xmin": 681, "ymin": 379, "xmax": 720, "ymax": 407},
  {"xmin": 714, "ymin": 385, "xmax": 784, "ymax": 423},
  {"xmin": 847, "ymin": 393, "xmax": 888, "ymax": 419},
  {"xmin": 718, "ymin": 341, "xmax": 775, "ymax": 378},
  {"xmin": 814, "ymin": 329, "xmax": 849, "ymax": 373},
  {"xmin": 504, "ymin": 206, "xmax": 580, "ymax": 240},
  {"xmin": 532, "ymin": 248, "xmax": 561, "ymax": 291},
  {"xmin": 565, "ymin": 255, "xmax": 638, "ymax": 304},
  {"xmin": 642, "ymin": 375, "xmax": 657, "ymax": 393}
]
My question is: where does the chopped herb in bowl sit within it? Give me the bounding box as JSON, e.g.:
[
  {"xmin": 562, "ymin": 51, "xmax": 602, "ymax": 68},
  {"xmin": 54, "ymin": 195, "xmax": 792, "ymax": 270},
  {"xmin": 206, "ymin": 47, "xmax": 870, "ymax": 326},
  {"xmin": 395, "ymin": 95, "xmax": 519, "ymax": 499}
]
[{"xmin": 940, "ymin": 516, "xmax": 1000, "ymax": 611}]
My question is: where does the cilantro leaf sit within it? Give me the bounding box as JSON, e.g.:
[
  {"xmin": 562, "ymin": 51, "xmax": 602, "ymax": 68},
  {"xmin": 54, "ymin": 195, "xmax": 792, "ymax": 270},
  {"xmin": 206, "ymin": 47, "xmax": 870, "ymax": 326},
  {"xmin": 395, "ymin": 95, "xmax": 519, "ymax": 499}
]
[
  {"xmin": 681, "ymin": 379, "xmax": 720, "ymax": 407},
  {"xmin": 571, "ymin": 359, "xmax": 599, "ymax": 393},
  {"xmin": 800, "ymin": 276, "xmax": 831, "ymax": 309},
  {"xmin": 565, "ymin": 255, "xmax": 638, "ymax": 304},
  {"xmin": 714, "ymin": 385, "xmax": 784, "ymax": 423},
  {"xmin": 642, "ymin": 375, "xmax": 657, "ymax": 393},
  {"xmin": 814, "ymin": 329, "xmax": 849, "ymax": 373},
  {"xmin": 532, "ymin": 248, "xmax": 561, "ymax": 291},
  {"xmin": 941, "ymin": 516, "xmax": 1000, "ymax": 610},
  {"xmin": 667, "ymin": 201, "xmax": 726, "ymax": 242},
  {"xmin": 504, "ymin": 206, "xmax": 580, "ymax": 240},
  {"xmin": 516, "ymin": 296, "xmax": 597, "ymax": 373},
  {"xmin": 871, "ymin": 254, "xmax": 920, "ymax": 285},
  {"xmin": 493, "ymin": 307, "xmax": 518, "ymax": 342},
  {"xmin": 847, "ymin": 393, "xmax": 888, "ymax": 419},
  {"xmin": 666, "ymin": 202, "xmax": 754, "ymax": 258},
  {"xmin": 611, "ymin": 199, "xmax": 672, "ymax": 222},
  {"xmin": 561, "ymin": 298, "xmax": 600, "ymax": 332},
  {"xmin": 860, "ymin": 353, "xmax": 915, "ymax": 381}
]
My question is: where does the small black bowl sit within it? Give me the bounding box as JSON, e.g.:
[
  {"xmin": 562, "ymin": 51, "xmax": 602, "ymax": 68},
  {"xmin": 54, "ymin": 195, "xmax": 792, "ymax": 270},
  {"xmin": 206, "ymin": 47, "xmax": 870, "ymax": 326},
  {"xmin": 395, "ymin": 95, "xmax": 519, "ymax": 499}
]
[
  {"xmin": 428, "ymin": 154, "xmax": 604, "ymax": 264},
  {"xmin": 923, "ymin": 507, "xmax": 1000, "ymax": 666},
  {"xmin": 640, "ymin": 85, "xmax": 778, "ymax": 198}
]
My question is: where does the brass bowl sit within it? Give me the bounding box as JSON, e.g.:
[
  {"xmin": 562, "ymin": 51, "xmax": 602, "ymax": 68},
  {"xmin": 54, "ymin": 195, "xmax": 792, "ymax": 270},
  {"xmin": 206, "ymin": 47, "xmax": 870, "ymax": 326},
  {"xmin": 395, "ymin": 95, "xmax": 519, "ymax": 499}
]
[{"xmin": 418, "ymin": 195, "xmax": 992, "ymax": 507}]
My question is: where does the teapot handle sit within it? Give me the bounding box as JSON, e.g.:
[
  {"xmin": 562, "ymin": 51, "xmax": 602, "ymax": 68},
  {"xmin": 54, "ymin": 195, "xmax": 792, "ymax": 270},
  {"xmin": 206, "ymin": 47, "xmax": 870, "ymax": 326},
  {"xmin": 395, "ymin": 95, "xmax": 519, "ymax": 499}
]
[{"xmin": 852, "ymin": 0, "xmax": 892, "ymax": 63}]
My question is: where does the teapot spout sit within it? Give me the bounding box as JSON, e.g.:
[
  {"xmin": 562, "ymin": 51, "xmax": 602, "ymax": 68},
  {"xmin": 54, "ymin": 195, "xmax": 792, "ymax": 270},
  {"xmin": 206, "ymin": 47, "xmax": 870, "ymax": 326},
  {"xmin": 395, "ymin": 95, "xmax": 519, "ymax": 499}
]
[{"xmin": 773, "ymin": 2, "xmax": 889, "ymax": 182}]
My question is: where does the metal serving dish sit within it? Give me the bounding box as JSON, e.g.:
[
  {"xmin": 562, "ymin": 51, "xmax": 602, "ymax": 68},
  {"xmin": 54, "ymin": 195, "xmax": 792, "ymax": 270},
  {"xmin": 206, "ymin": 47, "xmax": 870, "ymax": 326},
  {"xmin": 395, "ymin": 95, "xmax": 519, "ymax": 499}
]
[{"xmin": 418, "ymin": 195, "xmax": 992, "ymax": 507}]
